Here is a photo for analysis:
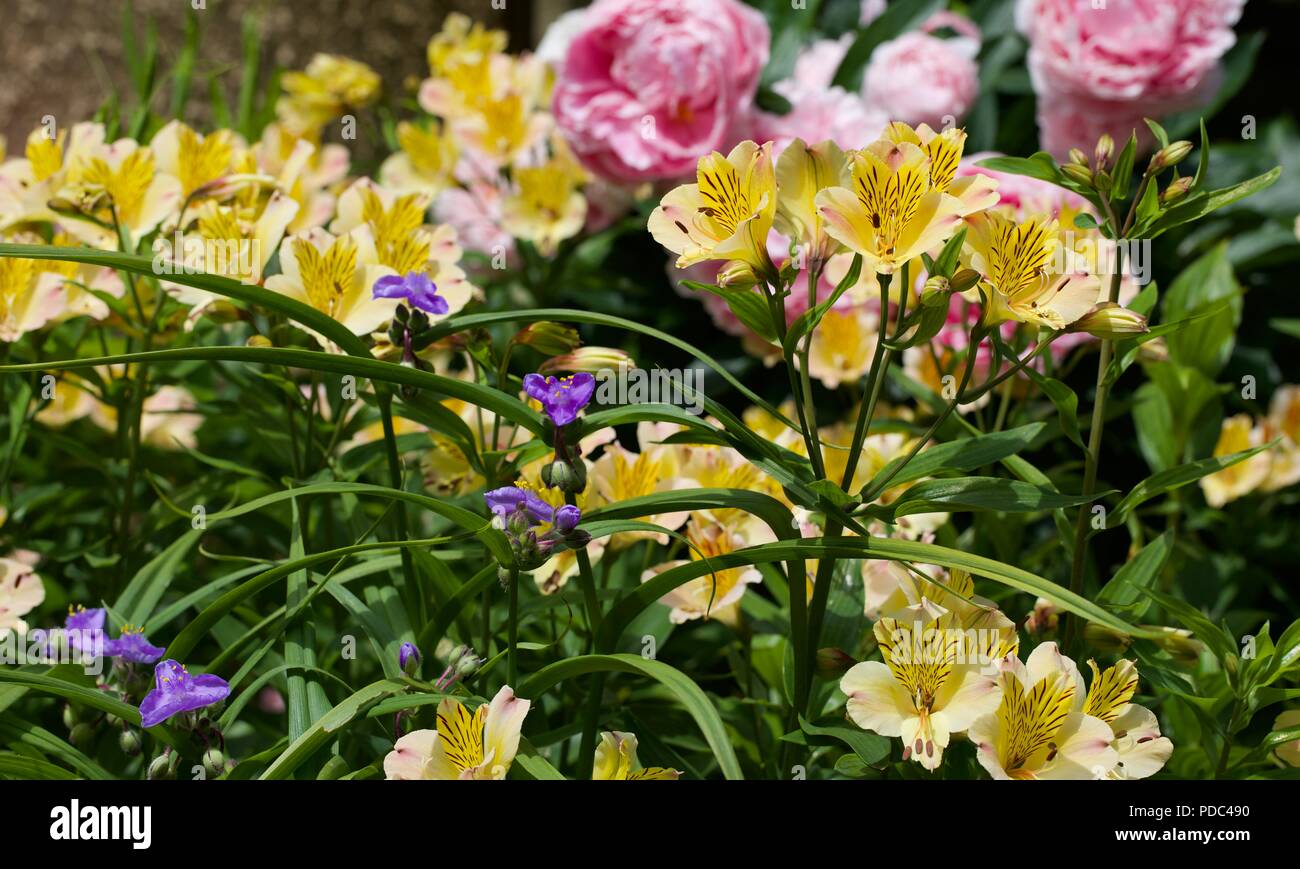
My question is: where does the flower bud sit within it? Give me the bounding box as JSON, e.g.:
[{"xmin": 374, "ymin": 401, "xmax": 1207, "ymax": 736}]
[
  {"xmin": 814, "ymin": 648, "xmax": 856, "ymax": 680},
  {"xmin": 1060, "ymin": 163, "xmax": 1094, "ymax": 187},
  {"xmin": 554, "ymin": 503, "xmax": 582, "ymax": 535},
  {"xmin": 717, "ymin": 260, "xmax": 758, "ymax": 290},
  {"xmin": 515, "ymin": 322, "xmax": 581, "ymax": 356},
  {"xmin": 62, "ymin": 704, "xmax": 79, "ymax": 730},
  {"xmin": 562, "ymin": 528, "xmax": 592, "ymax": 550},
  {"xmin": 246, "ymin": 334, "xmax": 273, "ymax": 349},
  {"xmin": 1160, "ymin": 176, "xmax": 1193, "ymax": 205},
  {"xmin": 454, "ymin": 650, "xmax": 484, "ymax": 678},
  {"xmin": 1024, "ymin": 597, "xmax": 1059, "ymax": 637},
  {"xmin": 1137, "ymin": 336, "xmax": 1168, "ymax": 363},
  {"xmin": 920, "ymin": 275, "xmax": 950, "ymax": 306},
  {"xmin": 541, "ymin": 458, "xmax": 587, "ymax": 494},
  {"xmin": 538, "ymin": 346, "xmax": 634, "ymax": 375},
  {"xmin": 1093, "ymin": 169, "xmax": 1112, "ymax": 195},
  {"xmin": 399, "ymin": 642, "xmax": 421, "ymax": 676},
  {"xmin": 69, "ymin": 723, "xmax": 95, "ymax": 747},
  {"xmin": 202, "ymin": 747, "xmax": 225, "ymax": 778},
  {"xmin": 1068, "ymin": 148, "xmax": 1089, "ymax": 167},
  {"xmin": 1150, "ymin": 140, "xmax": 1193, "ymax": 172},
  {"xmin": 1082, "ymin": 622, "xmax": 1133, "ymax": 656},
  {"xmin": 147, "ymin": 753, "xmax": 176, "ymax": 781},
  {"xmin": 119, "ymin": 728, "xmax": 143, "ymax": 757},
  {"xmin": 949, "ymin": 268, "xmax": 981, "ymax": 293},
  {"xmin": 1093, "ymin": 134, "xmax": 1114, "ymax": 171},
  {"xmin": 1069, "ymin": 303, "xmax": 1149, "ymax": 340}
]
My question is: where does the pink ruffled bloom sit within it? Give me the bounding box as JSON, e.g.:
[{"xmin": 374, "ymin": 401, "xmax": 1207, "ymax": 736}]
[
  {"xmin": 754, "ymin": 37, "xmax": 887, "ymax": 151},
  {"xmin": 1017, "ymin": 0, "xmax": 1246, "ymax": 158},
  {"xmin": 863, "ymin": 14, "xmax": 981, "ymax": 131},
  {"xmin": 552, "ymin": 0, "xmax": 770, "ymax": 182}
]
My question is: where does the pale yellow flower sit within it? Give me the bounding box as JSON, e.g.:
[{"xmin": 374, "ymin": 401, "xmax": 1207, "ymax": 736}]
[
  {"xmin": 149, "ymin": 120, "xmax": 243, "ymax": 199},
  {"xmin": 0, "ymin": 555, "xmax": 44, "ymax": 639},
  {"xmin": 264, "ymin": 225, "xmax": 395, "ymax": 339},
  {"xmin": 882, "ymin": 122, "xmax": 999, "ymax": 216},
  {"xmin": 61, "ymin": 138, "xmax": 182, "ymax": 240},
  {"xmin": 774, "ymin": 138, "xmax": 849, "ymax": 265},
  {"xmin": 964, "ymin": 212, "xmax": 1102, "ymax": 330},
  {"xmin": 1083, "ymin": 658, "xmax": 1172, "ymax": 780},
  {"xmin": 0, "ymin": 122, "xmax": 106, "ymax": 232},
  {"xmin": 90, "ymin": 384, "xmax": 203, "ymax": 450},
  {"xmin": 592, "ymin": 731, "xmax": 681, "ymax": 780},
  {"xmin": 648, "ymin": 140, "xmax": 778, "ymax": 278},
  {"xmin": 969, "ymin": 642, "xmax": 1119, "ymax": 779},
  {"xmin": 379, "ymin": 121, "xmax": 459, "ymax": 198},
  {"xmin": 253, "ymin": 123, "xmax": 351, "ymax": 232},
  {"xmin": 277, "ymin": 54, "xmax": 381, "ymax": 137},
  {"xmin": 1199, "ymin": 414, "xmax": 1271, "ymax": 508},
  {"xmin": 642, "ymin": 518, "xmax": 765, "ymax": 627},
  {"xmin": 803, "ymin": 304, "xmax": 879, "ymax": 389},
  {"xmin": 814, "ymin": 134, "xmax": 964, "ymax": 274},
  {"xmin": 1263, "ymin": 385, "xmax": 1300, "ymax": 492},
  {"xmin": 841, "ymin": 610, "xmax": 1003, "ymax": 771},
  {"xmin": 501, "ymin": 149, "xmax": 588, "ymax": 255},
  {"xmin": 383, "ymin": 686, "xmax": 530, "ymax": 780}
]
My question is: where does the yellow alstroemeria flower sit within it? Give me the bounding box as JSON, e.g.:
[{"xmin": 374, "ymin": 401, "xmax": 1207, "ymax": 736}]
[
  {"xmin": 964, "ymin": 212, "xmax": 1103, "ymax": 330},
  {"xmin": 592, "ymin": 731, "xmax": 681, "ymax": 780},
  {"xmin": 642, "ymin": 518, "xmax": 765, "ymax": 627},
  {"xmin": 969, "ymin": 642, "xmax": 1119, "ymax": 779},
  {"xmin": 331, "ymin": 178, "xmax": 478, "ymax": 319},
  {"xmin": 383, "ymin": 685, "xmax": 530, "ymax": 780},
  {"xmin": 0, "ymin": 555, "xmax": 44, "ymax": 639},
  {"xmin": 1198, "ymin": 413, "xmax": 1272, "ymax": 508},
  {"xmin": 0, "ymin": 123, "xmax": 106, "ymax": 232},
  {"xmin": 276, "ymin": 54, "xmax": 381, "ymax": 137},
  {"xmin": 502, "ymin": 151, "xmax": 588, "ymax": 256},
  {"xmin": 882, "ymin": 122, "xmax": 999, "ymax": 216},
  {"xmin": 1263, "ymin": 385, "xmax": 1300, "ymax": 492},
  {"xmin": 814, "ymin": 136, "xmax": 965, "ymax": 275},
  {"xmin": 589, "ymin": 427, "xmax": 690, "ymax": 549},
  {"xmin": 775, "ymin": 138, "xmax": 850, "ymax": 265},
  {"xmin": 159, "ymin": 192, "xmax": 299, "ymax": 324},
  {"xmin": 1083, "ymin": 658, "xmax": 1173, "ymax": 780},
  {"xmin": 61, "ymin": 138, "xmax": 182, "ymax": 241},
  {"xmin": 648, "ymin": 140, "xmax": 778, "ymax": 279},
  {"xmin": 264, "ymin": 225, "xmax": 396, "ymax": 339},
  {"xmin": 89, "ymin": 382, "xmax": 204, "ymax": 450},
  {"xmin": 150, "ymin": 120, "xmax": 241, "ymax": 199},
  {"xmin": 864, "ymin": 569, "xmax": 1018, "ymax": 662},
  {"xmin": 0, "ymin": 231, "xmax": 73, "ymax": 342},
  {"xmin": 379, "ymin": 121, "xmax": 459, "ymax": 198},
  {"xmin": 426, "ymin": 12, "xmax": 508, "ymax": 77},
  {"xmin": 253, "ymin": 123, "xmax": 351, "ymax": 232},
  {"xmin": 840, "ymin": 610, "xmax": 1003, "ymax": 771}
]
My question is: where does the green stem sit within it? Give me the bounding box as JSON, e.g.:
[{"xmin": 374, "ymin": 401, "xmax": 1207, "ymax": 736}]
[
  {"xmin": 506, "ymin": 566, "xmax": 520, "ymax": 688},
  {"xmin": 1063, "ymin": 238, "xmax": 1126, "ymax": 653},
  {"xmin": 377, "ymin": 391, "xmax": 423, "ymax": 628}
]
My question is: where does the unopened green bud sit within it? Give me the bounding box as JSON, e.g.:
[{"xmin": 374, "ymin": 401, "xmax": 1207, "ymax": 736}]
[
  {"xmin": 1093, "ymin": 134, "xmax": 1114, "ymax": 170},
  {"xmin": 203, "ymin": 747, "xmax": 225, "ymax": 778},
  {"xmin": 814, "ymin": 648, "xmax": 856, "ymax": 680},
  {"xmin": 1061, "ymin": 163, "xmax": 1094, "ymax": 187},
  {"xmin": 1068, "ymin": 148, "xmax": 1089, "ymax": 167},
  {"xmin": 1160, "ymin": 176, "xmax": 1193, "ymax": 204},
  {"xmin": 119, "ymin": 728, "xmax": 143, "ymax": 757},
  {"xmin": 147, "ymin": 753, "xmax": 175, "ymax": 781},
  {"xmin": 516, "ymin": 322, "xmax": 581, "ymax": 356},
  {"xmin": 1150, "ymin": 140, "xmax": 1193, "ymax": 172},
  {"xmin": 1069, "ymin": 303, "xmax": 1149, "ymax": 340},
  {"xmin": 949, "ymin": 268, "xmax": 981, "ymax": 293},
  {"xmin": 541, "ymin": 458, "xmax": 587, "ymax": 493},
  {"xmin": 69, "ymin": 723, "xmax": 95, "ymax": 747}
]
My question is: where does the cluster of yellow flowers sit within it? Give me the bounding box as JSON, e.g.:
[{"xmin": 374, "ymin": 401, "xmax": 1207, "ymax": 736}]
[
  {"xmin": 842, "ymin": 568, "xmax": 1172, "ymax": 779},
  {"xmin": 390, "ymin": 14, "xmax": 589, "ymax": 256},
  {"xmin": 1201, "ymin": 385, "xmax": 1300, "ymax": 507}
]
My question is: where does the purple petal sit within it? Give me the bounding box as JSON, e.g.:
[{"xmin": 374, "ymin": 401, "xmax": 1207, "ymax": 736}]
[
  {"xmin": 371, "ymin": 274, "xmax": 407, "ymax": 299},
  {"xmin": 522, "ymin": 373, "xmax": 548, "ymax": 403}
]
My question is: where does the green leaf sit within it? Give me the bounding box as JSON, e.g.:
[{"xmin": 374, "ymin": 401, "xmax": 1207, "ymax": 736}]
[
  {"xmin": 782, "ymin": 253, "xmax": 863, "ymax": 355},
  {"xmin": 519, "ymin": 653, "xmax": 743, "ymax": 780},
  {"xmin": 1146, "ymin": 167, "xmax": 1282, "ymax": 238},
  {"xmin": 114, "ymin": 528, "xmax": 203, "ymax": 628},
  {"xmin": 864, "ymin": 423, "xmax": 1047, "ymax": 492},
  {"xmin": 1096, "ymin": 531, "xmax": 1173, "ymax": 616},
  {"xmin": 1021, "ymin": 368, "xmax": 1084, "ymax": 449},
  {"xmin": 1162, "ymin": 245, "xmax": 1241, "ymax": 376},
  {"xmin": 682, "ymin": 280, "xmax": 778, "ymax": 342},
  {"xmin": 0, "ymin": 670, "xmax": 140, "ymax": 725},
  {"xmin": 1103, "ymin": 440, "xmax": 1277, "ymax": 530},
  {"xmin": 1141, "ymin": 589, "xmax": 1236, "ymax": 664},
  {"xmin": 260, "ymin": 680, "xmax": 405, "ymax": 780},
  {"xmin": 866, "ymin": 476, "xmax": 1105, "ymax": 522},
  {"xmin": 797, "ymin": 715, "xmax": 890, "ymax": 765}
]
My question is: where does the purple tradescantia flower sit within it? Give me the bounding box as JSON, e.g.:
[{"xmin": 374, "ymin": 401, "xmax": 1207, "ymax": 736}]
[
  {"xmin": 139, "ymin": 660, "xmax": 231, "ymax": 729},
  {"xmin": 372, "ymin": 272, "xmax": 449, "ymax": 315},
  {"xmin": 105, "ymin": 628, "xmax": 165, "ymax": 664},
  {"xmin": 399, "ymin": 641, "xmax": 421, "ymax": 675},
  {"xmin": 64, "ymin": 606, "xmax": 106, "ymax": 652},
  {"xmin": 523, "ymin": 372, "xmax": 595, "ymax": 427},
  {"xmin": 484, "ymin": 486, "xmax": 554, "ymax": 526}
]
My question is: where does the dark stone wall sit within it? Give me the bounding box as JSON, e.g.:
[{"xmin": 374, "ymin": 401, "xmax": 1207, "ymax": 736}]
[{"xmin": 0, "ymin": 0, "xmax": 568, "ymax": 158}]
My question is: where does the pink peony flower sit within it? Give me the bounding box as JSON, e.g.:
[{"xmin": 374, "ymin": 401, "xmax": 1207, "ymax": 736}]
[
  {"xmin": 862, "ymin": 15, "xmax": 981, "ymax": 131},
  {"xmin": 1018, "ymin": 0, "xmax": 1245, "ymax": 158},
  {"xmin": 755, "ymin": 37, "xmax": 887, "ymax": 151},
  {"xmin": 552, "ymin": 0, "xmax": 769, "ymax": 183}
]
